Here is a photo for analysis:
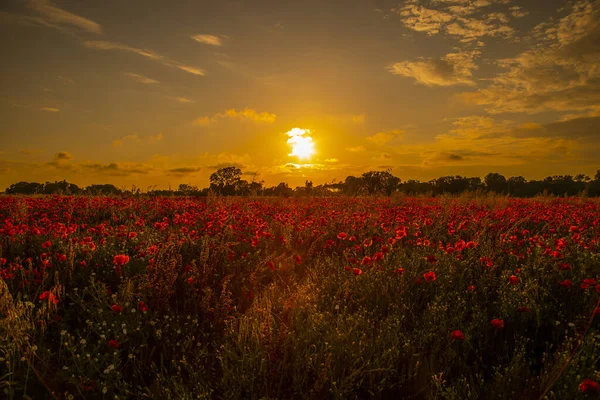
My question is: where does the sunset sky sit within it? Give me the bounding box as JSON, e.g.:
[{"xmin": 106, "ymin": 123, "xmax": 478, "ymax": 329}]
[{"xmin": 1, "ymin": 0, "xmax": 599, "ymax": 189}]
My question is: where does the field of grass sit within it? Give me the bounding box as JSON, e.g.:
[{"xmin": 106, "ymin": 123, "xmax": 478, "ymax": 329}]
[{"xmin": 1, "ymin": 195, "xmax": 600, "ymax": 399}]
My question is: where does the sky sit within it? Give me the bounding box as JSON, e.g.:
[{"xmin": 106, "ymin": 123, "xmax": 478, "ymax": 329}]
[{"xmin": 0, "ymin": 0, "xmax": 599, "ymax": 190}]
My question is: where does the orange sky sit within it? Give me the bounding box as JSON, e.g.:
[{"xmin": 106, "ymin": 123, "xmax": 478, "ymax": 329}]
[{"xmin": 0, "ymin": 0, "xmax": 599, "ymax": 189}]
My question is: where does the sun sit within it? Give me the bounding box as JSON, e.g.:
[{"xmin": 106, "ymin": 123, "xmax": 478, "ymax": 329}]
[{"xmin": 286, "ymin": 127, "xmax": 315, "ymax": 160}]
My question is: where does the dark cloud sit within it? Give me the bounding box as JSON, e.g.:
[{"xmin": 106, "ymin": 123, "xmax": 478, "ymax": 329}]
[
  {"xmin": 207, "ymin": 162, "xmax": 246, "ymax": 170},
  {"xmin": 82, "ymin": 162, "xmax": 152, "ymax": 176}
]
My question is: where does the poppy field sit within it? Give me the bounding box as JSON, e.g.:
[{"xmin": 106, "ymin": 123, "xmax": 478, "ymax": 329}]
[{"xmin": 1, "ymin": 195, "xmax": 600, "ymax": 399}]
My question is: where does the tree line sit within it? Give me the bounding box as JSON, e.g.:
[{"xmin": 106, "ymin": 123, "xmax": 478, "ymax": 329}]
[{"xmin": 4, "ymin": 167, "xmax": 600, "ymax": 197}]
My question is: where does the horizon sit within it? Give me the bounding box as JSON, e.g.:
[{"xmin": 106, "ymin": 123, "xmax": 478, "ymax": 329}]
[{"xmin": 1, "ymin": 0, "xmax": 599, "ymax": 189}]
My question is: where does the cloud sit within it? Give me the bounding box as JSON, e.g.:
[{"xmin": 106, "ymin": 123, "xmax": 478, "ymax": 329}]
[
  {"xmin": 366, "ymin": 129, "xmax": 404, "ymax": 145},
  {"xmin": 173, "ymin": 64, "xmax": 205, "ymax": 76},
  {"xmin": 345, "ymin": 146, "xmax": 366, "ymax": 152},
  {"xmin": 81, "ymin": 162, "xmax": 153, "ymax": 176},
  {"xmin": 509, "ymin": 6, "xmax": 528, "ymax": 18},
  {"xmin": 208, "ymin": 162, "xmax": 247, "ymax": 170},
  {"xmin": 47, "ymin": 151, "xmax": 73, "ymax": 170},
  {"xmin": 194, "ymin": 108, "xmax": 276, "ymax": 125},
  {"xmin": 41, "ymin": 107, "xmax": 60, "ymax": 112},
  {"xmin": 459, "ymin": 0, "xmax": 600, "ymax": 114},
  {"xmin": 55, "ymin": 151, "xmax": 72, "ymax": 160},
  {"xmin": 170, "ymin": 97, "xmax": 194, "ymax": 103},
  {"xmin": 167, "ymin": 167, "xmax": 202, "ymax": 176},
  {"xmin": 83, "ymin": 41, "xmax": 205, "ymax": 76},
  {"xmin": 124, "ymin": 72, "xmax": 159, "ymax": 84},
  {"xmin": 112, "ymin": 133, "xmax": 164, "ymax": 147},
  {"xmin": 394, "ymin": 0, "xmax": 515, "ymax": 45},
  {"xmin": 388, "ymin": 50, "xmax": 480, "ymax": 86},
  {"xmin": 22, "ymin": 0, "xmax": 102, "ymax": 34},
  {"xmin": 191, "ymin": 34, "xmax": 222, "ymax": 46}
]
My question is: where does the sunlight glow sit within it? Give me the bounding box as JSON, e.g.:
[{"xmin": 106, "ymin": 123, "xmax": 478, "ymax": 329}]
[{"xmin": 286, "ymin": 128, "xmax": 315, "ymax": 160}]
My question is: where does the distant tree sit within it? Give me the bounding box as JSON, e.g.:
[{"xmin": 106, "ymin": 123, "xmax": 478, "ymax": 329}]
[
  {"xmin": 273, "ymin": 182, "xmax": 293, "ymax": 197},
  {"xmin": 484, "ymin": 173, "xmax": 507, "ymax": 193},
  {"xmin": 360, "ymin": 170, "xmax": 400, "ymax": 195},
  {"xmin": 5, "ymin": 181, "xmax": 44, "ymax": 195},
  {"xmin": 178, "ymin": 183, "xmax": 199, "ymax": 196},
  {"xmin": 209, "ymin": 166, "xmax": 242, "ymax": 195},
  {"xmin": 85, "ymin": 184, "xmax": 122, "ymax": 195}
]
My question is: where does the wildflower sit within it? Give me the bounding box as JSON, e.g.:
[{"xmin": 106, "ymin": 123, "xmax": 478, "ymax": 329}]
[
  {"xmin": 394, "ymin": 267, "xmax": 405, "ymax": 274},
  {"xmin": 113, "ymin": 254, "xmax": 130, "ymax": 266},
  {"xmin": 467, "ymin": 285, "xmax": 475, "ymax": 292},
  {"xmin": 579, "ymin": 379, "xmax": 599, "ymax": 393},
  {"xmin": 508, "ymin": 275, "xmax": 518, "ymax": 285},
  {"xmin": 337, "ymin": 232, "xmax": 347, "ymax": 240},
  {"xmin": 581, "ymin": 278, "xmax": 596, "ymax": 289},
  {"xmin": 491, "ymin": 319, "xmax": 504, "ymax": 329},
  {"xmin": 128, "ymin": 232, "xmax": 137, "ymax": 239},
  {"xmin": 352, "ymin": 268, "xmax": 362, "ymax": 276},
  {"xmin": 559, "ymin": 279, "xmax": 573, "ymax": 289},
  {"xmin": 426, "ymin": 255, "xmax": 437, "ymax": 263},
  {"xmin": 39, "ymin": 291, "xmax": 59, "ymax": 304},
  {"xmin": 294, "ymin": 255, "xmax": 302, "ymax": 264},
  {"xmin": 450, "ymin": 330, "xmax": 465, "ymax": 341},
  {"xmin": 424, "ymin": 271, "xmax": 436, "ymax": 282},
  {"xmin": 267, "ymin": 261, "xmax": 275, "ymax": 271},
  {"xmin": 57, "ymin": 254, "xmax": 67, "ymax": 262},
  {"xmin": 108, "ymin": 339, "xmax": 119, "ymax": 349},
  {"xmin": 111, "ymin": 304, "xmax": 123, "ymax": 313},
  {"xmin": 361, "ymin": 256, "xmax": 372, "ymax": 265},
  {"xmin": 42, "ymin": 240, "xmax": 52, "ymax": 248},
  {"xmin": 138, "ymin": 301, "xmax": 148, "ymax": 312}
]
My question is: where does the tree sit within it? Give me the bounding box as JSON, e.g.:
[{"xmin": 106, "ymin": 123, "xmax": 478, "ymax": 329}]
[
  {"xmin": 178, "ymin": 184, "xmax": 199, "ymax": 196},
  {"xmin": 484, "ymin": 173, "xmax": 507, "ymax": 193},
  {"xmin": 5, "ymin": 181, "xmax": 44, "ymax": 195},
  {"xmin": 360, "ymin": 171, "xmax": 400, "ymax": 195},
  {"xmin": 209, "ymin": 166, "xmax": 242, "ymax": 195}
]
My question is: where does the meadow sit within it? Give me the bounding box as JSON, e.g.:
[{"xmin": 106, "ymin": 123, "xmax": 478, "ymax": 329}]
[{"xmin": 1, "ymin": 195, "xmax": 600, "ymax": 399}]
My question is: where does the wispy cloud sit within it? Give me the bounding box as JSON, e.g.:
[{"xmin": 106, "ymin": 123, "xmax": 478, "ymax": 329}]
[
  {"xmin": 366, "ymin": 130, "xmax": 404, "ymax": 146},
  {"xmin": 124, "ymin": 72, "xmax": 159, "ymax": 84},
  {"xmin": 27, "ymin": 0, "xmax": 102, "ymax": 34},
  {"xmin": 170, "ymin": 97, "xmax": 194, "ymax": 103},
  {"xmin": 459, "ymin": 0, "xmax": 600, "ymax": 114},
  {"xmin": 388, "ymin": 50, "xmax": 480, "ymax": 86},
  {"xmin": 191, "ymin": 34, "xmax": 222, "ymax": 46},
  {"xmin": 195, "ymin": 108, "xmax": 276, "ymax": 125},
  {"xmin": 112, "ymin": 133, "xmax": 164, "ymax": 147},
  {"xmin": 394, "ymin": 0, "xmax": 516, "ymax": 45},
  {"xmin": 41, "ymin": 107, "xmax": 60, "ymax": 112},
  {"xmin": 83, "ymin": 41, "xmax": 163, "ymax": 60},
  {"xmin": 83, "ymin": 41, "xmax": 205, "ymax": 76},
  {"xmin": 345, "ymin": 146, "xmax": 366, "ymax": 153}
]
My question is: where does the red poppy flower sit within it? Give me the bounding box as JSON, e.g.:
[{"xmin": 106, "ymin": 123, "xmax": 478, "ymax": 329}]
[
  {"xmin": 424, "ymin": 271, "xmax": 436, "ymax": 282},
  {"xmin": 57, "ymin": 254, "xmax": 67, "ymax": 262},
  {"xmin": 111, "ymin": 304, "xmax": 123, "ymax": 313},
  {"xmin": 138, "ymin": 301, "xmax": 148, "ymax": 312},
  {"xmin": 559, "ymin": 279, "xmax": 573, "ymax": 289},
  {"xmin": 337, "ymin": 232, "xmax": 347, "ymax": 240},
  {"xmin": 509, "ymin": 275, "xmax": 518, "ymax": 285},
  {"xmin": 108, "ymin": 339, "xmax": 119, "ymax": 349},
  {"xmin": 426, "ymin": 255, "xmax": 438, "ymax": 263},
  {"xmin": 450, "ymin": 330, "xmax": 465, "ymax": 340},
  {"xmin": 39, "ymin": 291, "xmax": 59, "ymax": 304},
  {"xmin": 113, "ymin": 254, "xmax": 130, "ymax": 266},
  {"xmin": 579, "ymin": 379, "xmax": 599, "ymax": 393},
  {"xmin": 467, "ymin": 285, "xmax": 475, "ymax": 292},
  {"xmin": 42, "ymin": 241, "xmax": 52, "ymax": 249},
  {"xmin": 352, "ymin": 268, "xmax": 362, "ymax": 276},
  {"xmin": 394, "ymin": 267, "xmax": 405, "ymax": 274},
  {"xmin": 128, "ymin": 232, "xmax": 137, "ymax": 239},
  {"xmin": 491, "ymin": 319, "xmax": 504, "ymax": 329}
]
